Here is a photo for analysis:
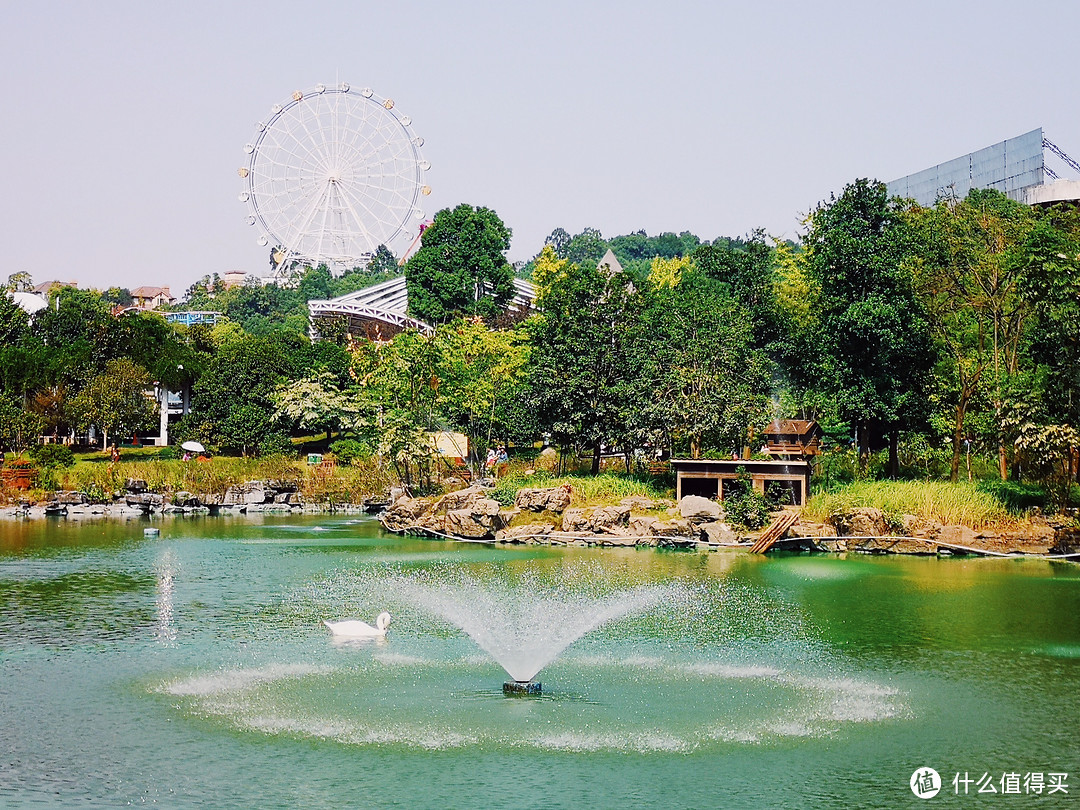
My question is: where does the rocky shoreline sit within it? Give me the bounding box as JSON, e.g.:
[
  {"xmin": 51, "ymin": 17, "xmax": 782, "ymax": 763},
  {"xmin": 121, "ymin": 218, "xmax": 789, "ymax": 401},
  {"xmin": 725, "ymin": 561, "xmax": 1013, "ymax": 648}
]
[
  {"xmin": 379, "ymin": 485, "xmax": 1080, "ymax": 558},
  {"xmin": 6, "ymin": 479, "xmax": 1078, "ymax": 558},
  {"xmin": 1, "ymin": 478, "xmax": 378, "ymax": 519}
]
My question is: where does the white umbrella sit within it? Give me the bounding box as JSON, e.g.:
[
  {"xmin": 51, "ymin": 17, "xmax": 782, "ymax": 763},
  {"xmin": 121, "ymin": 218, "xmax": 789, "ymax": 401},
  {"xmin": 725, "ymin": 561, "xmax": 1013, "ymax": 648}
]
[{"xmin": 180, "ymin": 441, "xmax": 205, "ymax": 453}]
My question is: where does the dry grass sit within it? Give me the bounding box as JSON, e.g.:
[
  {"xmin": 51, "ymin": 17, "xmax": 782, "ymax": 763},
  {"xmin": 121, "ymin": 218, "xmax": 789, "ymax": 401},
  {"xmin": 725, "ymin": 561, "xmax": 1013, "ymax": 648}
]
[
  {"xmin": 54, "ymin": 456, "xmax": 393, "ymax": 503},
  {"xmin": 804, "ymin": 480, "xmax": 1020, "ymax": 530}
]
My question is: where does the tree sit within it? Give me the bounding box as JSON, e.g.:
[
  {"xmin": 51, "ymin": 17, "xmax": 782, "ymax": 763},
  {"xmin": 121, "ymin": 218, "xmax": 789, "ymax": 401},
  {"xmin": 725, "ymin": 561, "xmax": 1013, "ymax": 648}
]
[
  {"xmin": 5, "ymin": 272, "xmax": 33, "ymax": 292},
  {"xmin": 189, "ymin": 336, "xmax": 292, "ymax": 452},
  {"xmin": 0, "ymin": 393, "xmax": 43, "ymax": 455},
  {"xmin": 692, "ymin": 229, "xmax": 779, "ymax": 346},
  {"xmin": 526, "ymin": 246, "xmax": 641, "ymax": 473},
  {"xmin": 906, "ymin": 189, "xmax": 1037, "ymax": 480},
  {"xmin": 637, "ymin": 269, "xmax": 773, "ymax": 457},
  {"xmin": 0, "ymin": 290, "xmax": 31, "ymax": 345},
  {"xmin": 69, "ymin": 358, "xmax": 157, "ymax": 449},
  {"xmin": 802, "ymin": 179, "xmax": 935, "ymax": 475},
  {"xmin": 404, "ymin": 204, "xmax": 515, "ymax": 326},
  {"xmin": 272, "ymin": 372, "xmax": 366, "ymax": 441},
  {"xmin": 432, "ymin": 318, "xmax": 529, "ymax": 469}
]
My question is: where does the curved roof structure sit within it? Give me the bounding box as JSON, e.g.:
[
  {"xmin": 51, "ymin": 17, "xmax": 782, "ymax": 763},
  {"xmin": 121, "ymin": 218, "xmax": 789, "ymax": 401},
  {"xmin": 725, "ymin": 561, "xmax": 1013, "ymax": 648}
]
[
  {"xmin": 11, "ymin": 291, "xmax": 48, "ymax": 317},
  {"xmin": 308, "ymin": 275, "xmax": 536, "ymax": 341}
]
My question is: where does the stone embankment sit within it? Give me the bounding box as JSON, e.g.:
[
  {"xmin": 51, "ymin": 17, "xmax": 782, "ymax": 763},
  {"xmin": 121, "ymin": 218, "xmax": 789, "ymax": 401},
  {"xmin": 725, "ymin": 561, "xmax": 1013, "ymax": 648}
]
[
  {"xmin": 1, "ymin": 478, "xmax": 368, "ymax": 519},
  {"xmin": 788, "ymin": 506, "xmax": 1079, "ymax": 556},
  {"xmin": 380, "ymin": 486, "xmax": 746, "ymax": 549},
  {"xmin": 380, "ymin": 487, "xmax": 1080, "ymax": 557}
]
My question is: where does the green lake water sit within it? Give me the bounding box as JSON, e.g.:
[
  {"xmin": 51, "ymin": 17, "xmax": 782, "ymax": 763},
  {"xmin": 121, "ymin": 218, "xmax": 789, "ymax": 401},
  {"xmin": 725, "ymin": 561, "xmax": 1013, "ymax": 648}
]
[{"xmin": 1, "ymin": 514, "xmax": 1078, "ymax": 808}]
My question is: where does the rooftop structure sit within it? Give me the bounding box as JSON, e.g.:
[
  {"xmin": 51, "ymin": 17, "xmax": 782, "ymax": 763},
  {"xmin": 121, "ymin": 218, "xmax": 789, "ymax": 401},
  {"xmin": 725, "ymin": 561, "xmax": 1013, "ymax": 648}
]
[
  {"xmin": 164, "ymin": 311, "xmax": 223, "ymax": 327},
  {"xmin": 308, "ymin": 275, "xmax": 537, "ymax": 341},
  {"xmin": 887, "ymin": 128, "xmax": 1080, "ymax": 208}
]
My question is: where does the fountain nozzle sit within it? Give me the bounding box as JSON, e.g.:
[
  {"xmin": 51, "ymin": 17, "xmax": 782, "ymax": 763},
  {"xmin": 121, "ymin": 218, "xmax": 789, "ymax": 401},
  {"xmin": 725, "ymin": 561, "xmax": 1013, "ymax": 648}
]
[{"xmin": 503, "ymin": 680, "xmax": 542, "ymax": 695}]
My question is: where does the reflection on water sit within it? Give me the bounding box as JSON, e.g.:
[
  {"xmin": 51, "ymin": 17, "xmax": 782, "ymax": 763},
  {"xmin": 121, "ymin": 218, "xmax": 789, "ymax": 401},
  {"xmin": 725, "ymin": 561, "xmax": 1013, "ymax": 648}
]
[
  {"xmin": 154, "ymin": 547, "xmax": 178, "ymax": 644},
  {"xmin": 0, "ymin": 515, "xmax": 1078, "ymax": 808}
]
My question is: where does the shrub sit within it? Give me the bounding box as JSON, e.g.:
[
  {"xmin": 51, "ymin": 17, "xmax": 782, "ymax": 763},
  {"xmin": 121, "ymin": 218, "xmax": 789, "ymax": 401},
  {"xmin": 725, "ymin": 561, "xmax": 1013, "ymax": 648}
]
[
  {"xmin": 329, "ymin": 438, "xmax": 369, "ymax": 465},
  {"xmin": 28, "ymin": 444, "xmax": 75, "ymax": 469},
  {"xmin": 720, "ymin": 467, "xmax": 771, "ymax": 529},
  {"xmin": 259, "ymin": 432, "xmax": 296, "ymax": 458}
]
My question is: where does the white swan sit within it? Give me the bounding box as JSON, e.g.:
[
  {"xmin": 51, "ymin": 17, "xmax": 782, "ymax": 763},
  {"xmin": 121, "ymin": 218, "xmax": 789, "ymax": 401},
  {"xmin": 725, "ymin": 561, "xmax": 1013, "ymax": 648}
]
[{"xmin": 323, "ymin": 611, "xmax": 391, "ymax": 638}]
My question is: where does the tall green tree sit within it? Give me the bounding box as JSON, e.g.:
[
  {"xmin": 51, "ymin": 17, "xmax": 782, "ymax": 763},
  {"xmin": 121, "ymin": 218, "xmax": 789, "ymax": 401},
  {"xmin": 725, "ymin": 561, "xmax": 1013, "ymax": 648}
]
[
  {"xmin": 526, "ymin": 246, "xmax": 641, "ymax": 473},
  {"xmin": 404, "ymin": 204, "xmax": 515, "ymax": 326},
  {"xmin": 69, "ymin": 358, "xmax": 157, "ymax": 449},
  {"xmin": 637, "ymin": 269, "xmax": 773, "ymax": 457},
  {"xmin": 906, "ymin": 189, "xmax": 1036, "ymax": 480},
  {"xmin": 802, "ymin": 179, "xmax": 935, "ymax": 474}
]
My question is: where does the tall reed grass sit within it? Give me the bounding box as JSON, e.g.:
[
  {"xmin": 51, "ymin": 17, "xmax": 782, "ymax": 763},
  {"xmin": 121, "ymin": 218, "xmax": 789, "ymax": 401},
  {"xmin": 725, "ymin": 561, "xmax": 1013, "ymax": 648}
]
[
  {"xmin": 55, "ymin": 456, "xmax": 393, "ymax": 503},
  {"xmin": 804, "ymin": 480, "xmax": 1017, "ymax": 529}
]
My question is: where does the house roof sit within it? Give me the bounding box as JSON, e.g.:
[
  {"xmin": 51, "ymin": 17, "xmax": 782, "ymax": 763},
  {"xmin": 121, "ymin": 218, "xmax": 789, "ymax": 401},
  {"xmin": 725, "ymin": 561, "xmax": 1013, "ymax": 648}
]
[{"xmin": 130, "ymin": 286, "xmax": 174, "ymax": 299}]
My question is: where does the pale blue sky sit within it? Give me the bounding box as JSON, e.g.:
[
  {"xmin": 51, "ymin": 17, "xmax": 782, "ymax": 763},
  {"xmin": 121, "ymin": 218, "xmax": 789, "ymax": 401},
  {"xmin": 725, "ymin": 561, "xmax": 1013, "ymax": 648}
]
[{"xmin": 4, "ymin": 0, "xmax": 1079, "ymax": 292}]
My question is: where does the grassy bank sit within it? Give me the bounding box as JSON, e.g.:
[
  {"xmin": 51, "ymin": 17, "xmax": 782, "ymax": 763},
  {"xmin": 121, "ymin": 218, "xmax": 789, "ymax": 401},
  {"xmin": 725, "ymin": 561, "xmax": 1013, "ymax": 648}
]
[
  {"xmin": 803, "ymin": 480, "xmax": 1021, "ymax": 530},
  {"xmin": 10, "ymin": 454, "xmax": 395, "ymax": 505},
  {"xmin": 491, "ymin": 471, "xmax": 670, "ymax": 508}
]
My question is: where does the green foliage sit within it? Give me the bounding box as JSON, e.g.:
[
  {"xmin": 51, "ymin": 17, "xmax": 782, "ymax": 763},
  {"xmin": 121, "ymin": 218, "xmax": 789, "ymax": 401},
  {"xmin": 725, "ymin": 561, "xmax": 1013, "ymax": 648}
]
[
  {"xmin": 405, "ymin": 204, "xmax": 515, "ymax": 325},
  {"xmin": 0, "ymin": 393, "xmax": 43, "ymax": 454},
  {"xmin": 329, "ymin": 438, "xmax": 369, "ymax": 465},
  {"xmin": 721, "ymin": 468, "xmax": 771, "ymax": 529},
  {"xmin": 798, "ymin": 178, "xmax": 935, "ymax": 468},
  {"xmin": 258, "ymin": 432, "xmax": 296, "ymax": 458},
  {"xmin": 69, "ymin": 358, "xmax": 157, "ymax": 447},
  {"xmin": 527, "ymin": 246, "xmax": 642, "ymax": 472},
  {"xmin": 28, "ymin": 444, "xmax": 75, "ymax": 468}
]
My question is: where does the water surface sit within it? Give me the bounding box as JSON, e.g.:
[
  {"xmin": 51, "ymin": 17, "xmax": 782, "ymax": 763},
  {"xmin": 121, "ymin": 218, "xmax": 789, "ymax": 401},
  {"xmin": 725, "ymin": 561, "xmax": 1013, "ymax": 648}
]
[{"xmin": 1, "ymin": 515, "xmax": 1078, "ymax": 808}]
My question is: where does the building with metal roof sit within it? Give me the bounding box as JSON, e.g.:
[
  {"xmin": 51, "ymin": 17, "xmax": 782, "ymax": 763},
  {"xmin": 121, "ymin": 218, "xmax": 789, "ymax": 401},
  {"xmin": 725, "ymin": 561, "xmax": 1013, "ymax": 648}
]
[{"xmin": 307, "ymin": 275, "xmax": 536, "ymax": 341}]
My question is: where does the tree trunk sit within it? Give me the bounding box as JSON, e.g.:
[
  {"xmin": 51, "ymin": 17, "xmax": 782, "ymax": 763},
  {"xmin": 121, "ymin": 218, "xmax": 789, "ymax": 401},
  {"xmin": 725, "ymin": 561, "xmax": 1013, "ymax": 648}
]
[
  {"xmin": 888, "ymin": 430, "xmax": 899, "ymax": 479},
  {"xmin": 591, "ymin": 443, "xmax": 601, "ymax": 475},
  {"xmin": 950, "ymin": 404, "xmax": 964, "ymax": 483},
  {"xmin": 690, "ymin": 435, "xmax": 701, "ymax": 460}
]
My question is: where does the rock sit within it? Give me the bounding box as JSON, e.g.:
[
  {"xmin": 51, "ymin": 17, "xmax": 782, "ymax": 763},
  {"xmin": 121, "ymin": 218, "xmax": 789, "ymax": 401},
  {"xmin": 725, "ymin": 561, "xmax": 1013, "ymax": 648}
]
[
  {"xmin": 380, "ymin": 495, "xmax": 439, "ymax": 533},
  {"xmin": 678, "ymin": 495, "xmax": 722, "ymax": 522},
  {"xmin": 125, "ymin": 478, "xmax": 148, "ymax": 494},
  {"xmin": 560, "ymin": 504, "xmax": 630, "ymax": 533},
  {"xmin": 444, "ymin": 499, "xmax": 506, "ymax": 539},
  {"xmin": 55, "ymin": 490, "xmax": 86, "ymax": 505},
  {"xmin": 651, "ymin": 518, "xmax": 697, "ymax": 542},
  {"xmin": 496, "ymin": 523, "xmax": 553, "ymax": 543},
  {"xmin": 125, "ymin": 493, "xmax": 161, "ymax": 510},
  {"xmin": 830, "ymin": 507, "xmax": 890, "ymax": 537},
  {"xmin": 243, "ymin": 482, "xmax": 269, "ymax": 505},
  {"xmin": 629, "ymin": 515, "xmax": 661, "ymax": 536},
  {"xmin": 535, "ymin": 447, "xmax": 558, "ymax": 472},
  {"xmin": 620, "ymin": 495, "xmax": 673, "ymax": 512},
  {"xmin": 700, "ymin": 521, "xmax": 739, "ymax": 545},
  {"xmin": 902, "ymin": 514, "xmax": 943, "ymax": 541},
  {"xmin": 433, "ymin": 486, "xmax": 491, "ymax": 513},
  {"xmin": 515, "ymin": 486, "xmax": 573, "ymax": 513}
]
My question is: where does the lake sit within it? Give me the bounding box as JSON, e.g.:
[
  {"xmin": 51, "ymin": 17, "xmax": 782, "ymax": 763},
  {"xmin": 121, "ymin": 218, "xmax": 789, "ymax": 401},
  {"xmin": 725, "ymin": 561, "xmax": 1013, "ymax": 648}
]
[{"xmin": 1, "ymin": 514, "xmax": 1077, "ymax": 808}]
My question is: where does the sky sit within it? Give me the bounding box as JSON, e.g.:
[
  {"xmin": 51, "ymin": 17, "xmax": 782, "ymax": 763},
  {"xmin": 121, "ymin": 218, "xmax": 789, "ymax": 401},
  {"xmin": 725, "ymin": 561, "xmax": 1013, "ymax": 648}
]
[{"xmin": 4, "ymin": 0, "xmax": 1080, "ymax": 294}]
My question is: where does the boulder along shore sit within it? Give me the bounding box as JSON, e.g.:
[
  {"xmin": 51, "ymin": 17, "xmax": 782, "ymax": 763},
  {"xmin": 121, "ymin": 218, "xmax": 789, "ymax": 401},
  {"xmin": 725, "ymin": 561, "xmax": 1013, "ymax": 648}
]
[{"xmin": 379, "ymin": 485, "xmax": 1080, "ymax": 558}]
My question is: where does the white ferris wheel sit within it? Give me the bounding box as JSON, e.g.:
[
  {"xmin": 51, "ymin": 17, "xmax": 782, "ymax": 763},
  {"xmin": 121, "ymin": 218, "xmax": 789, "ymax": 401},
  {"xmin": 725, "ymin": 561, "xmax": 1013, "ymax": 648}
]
[{"xmin": 238, "ymin": 83, "xmax": 431, "ymax": 278}]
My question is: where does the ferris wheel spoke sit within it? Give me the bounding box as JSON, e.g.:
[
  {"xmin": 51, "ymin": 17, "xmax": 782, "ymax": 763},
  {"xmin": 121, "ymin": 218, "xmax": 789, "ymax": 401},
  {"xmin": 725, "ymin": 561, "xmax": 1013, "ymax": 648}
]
[
  {"xmin": 334, "ymin": 180, "xmax": 384, "ymax": 250},
  {"xmin": 273, "ymin": 105, "xmax": 334, "ymax": 177}
]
